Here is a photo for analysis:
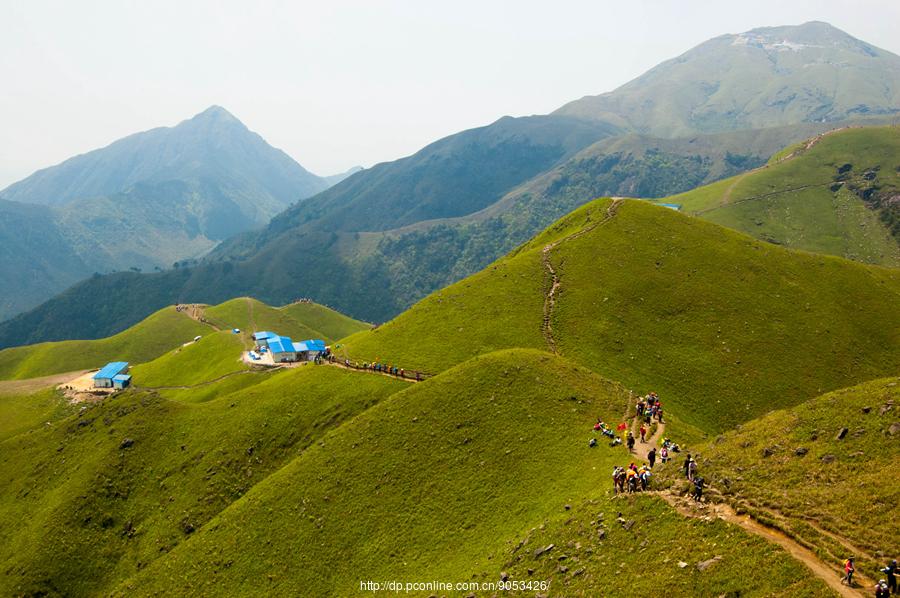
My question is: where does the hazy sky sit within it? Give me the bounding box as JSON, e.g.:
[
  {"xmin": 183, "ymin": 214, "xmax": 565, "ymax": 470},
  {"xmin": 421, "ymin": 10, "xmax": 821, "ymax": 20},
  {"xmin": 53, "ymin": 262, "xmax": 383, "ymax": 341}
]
[{"xmin": 2, "ymin": 0, "xmax": 900, "ymax": 187}]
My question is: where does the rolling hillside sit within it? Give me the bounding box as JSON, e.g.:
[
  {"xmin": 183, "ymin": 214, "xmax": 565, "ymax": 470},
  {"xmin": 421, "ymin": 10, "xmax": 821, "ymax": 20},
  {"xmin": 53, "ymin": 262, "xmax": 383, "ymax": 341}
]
[
  {"xmin": 109, "ymin": 350, "xmax": 830, "ymax": 597},
  {"xmin": 342, "ymin": 199, "xmax": 900, "ymax": 433},
  {"xmin": 0, "ymin": 298, "xmax": 366, "ymax": 381},
  {"xmin": 667, "ymin": 126, "xmax": 900, "ymax": 266},
  {"xmin": 0, "ymin": 197, "xmax": 895, "ymax": 595},
  {"xmin": 666, "ymin": 377, "xmax": 900, "ymax": 580}
]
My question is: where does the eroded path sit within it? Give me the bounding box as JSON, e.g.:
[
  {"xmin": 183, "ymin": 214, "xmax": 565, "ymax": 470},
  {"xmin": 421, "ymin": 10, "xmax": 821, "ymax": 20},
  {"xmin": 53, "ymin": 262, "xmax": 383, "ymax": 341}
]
[
  {"xmin": 541, "ymin": 198, "xmax": 622, "ymax": 353},
  {"xmin": 656, "ymin": 490, "xmax": 869, "ymax": 597}
]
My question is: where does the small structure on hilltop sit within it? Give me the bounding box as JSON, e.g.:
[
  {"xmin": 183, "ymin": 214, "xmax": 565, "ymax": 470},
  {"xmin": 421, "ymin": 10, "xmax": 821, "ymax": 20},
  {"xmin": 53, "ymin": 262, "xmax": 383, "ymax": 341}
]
[
  {"xmin": 252, "ymin": 331, "xmax": 276, "ymax": 347},
  {"xmin": 267, "ymin": 335, "xmax": 297, "ymax": 362},
  {"xmin": 93, "ymin": 362, "xmax": 131, "ymax": 389},
  {"xmin": 292, "ymin": 339, "xmax": 327, "ymax": 361},
  {"xmin": 251, "ymin": 330, "xmax": 329, "ymax": 364}
]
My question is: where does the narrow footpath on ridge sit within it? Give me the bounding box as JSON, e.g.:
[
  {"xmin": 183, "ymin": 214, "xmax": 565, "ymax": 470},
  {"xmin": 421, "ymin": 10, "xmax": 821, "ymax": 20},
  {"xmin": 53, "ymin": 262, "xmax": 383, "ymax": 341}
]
[
  {"xmin": 541, "ymin": 198, "xmax": 622, "ymax": 353},
  {"xmin": 655, "ymin": 490, "xmax": 869, "ymax": 597}
]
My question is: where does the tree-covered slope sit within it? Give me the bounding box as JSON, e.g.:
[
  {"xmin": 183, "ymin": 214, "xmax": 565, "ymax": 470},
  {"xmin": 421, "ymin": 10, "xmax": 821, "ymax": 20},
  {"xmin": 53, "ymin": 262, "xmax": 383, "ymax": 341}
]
[
  {"xmin": 556, "ymin": 21, "xmax": 900, "ymax": 135},
  {"xmin": 343, "ymin": 199, "xmax": 900, "ymax": 433},
  {"xmin": 0, "ymin": 199, "xmax": 92, "ymax": 321}
]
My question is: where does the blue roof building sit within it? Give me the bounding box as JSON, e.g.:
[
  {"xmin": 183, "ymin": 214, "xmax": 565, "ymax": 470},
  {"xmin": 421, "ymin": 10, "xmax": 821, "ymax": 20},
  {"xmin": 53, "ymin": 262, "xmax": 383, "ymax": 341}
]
[
  {"xmin": 292, "ymin": 339, "xmax": 327, "ymax": 361},
  {"xmin": 112, "ymin": 374, "xmax": 132, "ymax": 389},
  {"xmin": 93, "ymin": 362, "xmax": 129, "ymax": 388},
  {"xmin": 267, "ymin": 335, "xmax": 296, "ymax": 361}
]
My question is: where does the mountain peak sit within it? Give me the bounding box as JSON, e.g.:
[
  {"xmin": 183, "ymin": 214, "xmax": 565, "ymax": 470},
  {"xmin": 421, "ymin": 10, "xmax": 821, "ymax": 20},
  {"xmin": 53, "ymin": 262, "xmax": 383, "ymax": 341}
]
[{"xmin": 188, "ymin": 105, "xmax": 243, "ymax": 126}]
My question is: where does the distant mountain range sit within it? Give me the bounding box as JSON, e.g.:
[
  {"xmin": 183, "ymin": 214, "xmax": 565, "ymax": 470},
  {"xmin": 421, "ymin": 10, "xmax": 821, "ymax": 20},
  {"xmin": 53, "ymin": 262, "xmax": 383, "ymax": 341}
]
[
  {"xmin": 2, "ymin": 21, "xmax": 899, "ymax": 346},
  {"xmin": 0, "ymin": 106, "xmax": 342, "ymax": 320}
]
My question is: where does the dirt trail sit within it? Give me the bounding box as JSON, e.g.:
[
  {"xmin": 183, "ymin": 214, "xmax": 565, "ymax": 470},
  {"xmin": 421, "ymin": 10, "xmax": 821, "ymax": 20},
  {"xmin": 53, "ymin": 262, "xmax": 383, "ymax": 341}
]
[
  {"xmin": 541, "ymin": 198, "xmax": 622, "ymax": 353},
  {"xmin": 656, "ymin": 491, "xmax": 869, "ymax": 597},
  {"xmin": 706, "ymin": 126, "xmax": 855, "ymax": 215},
  {"xmin": 322, "ymin": 360, "xmax": 419, "ymax": 383},
  {"xmin": 177, "ymin": 304, "xmax": 221, "ymax": 331},
  {"xmin": 0, "ymin": 370, "xmax": 91, "ymax": 395},
  {"xmin": 631, "ymin": 419, "xmax": 665, "ymax": 462}
]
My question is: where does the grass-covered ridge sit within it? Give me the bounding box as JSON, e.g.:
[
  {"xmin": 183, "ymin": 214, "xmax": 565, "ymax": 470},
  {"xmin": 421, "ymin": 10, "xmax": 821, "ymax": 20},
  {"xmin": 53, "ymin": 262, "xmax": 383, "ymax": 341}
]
[
  {"xmin": 345, "ymin": 199, "xmax": 900, "ymax": 433},
  {"xmin": 677, "ymin": 377, "xmax": 900, "ymax": 577},
  {"xmin": 112, "ymin": 350, "xmax": 831, "ymax": 597},
  {"xmin": 0, "ymin": 365, "xmax": 407, "ymax": 597},
  {"xmin": 668, "ymin": 126, "xmax": 900, "ymax": 266},
  {"xmin": 0, "ymin": 307, "xmax": 208, "ymax": 380}
]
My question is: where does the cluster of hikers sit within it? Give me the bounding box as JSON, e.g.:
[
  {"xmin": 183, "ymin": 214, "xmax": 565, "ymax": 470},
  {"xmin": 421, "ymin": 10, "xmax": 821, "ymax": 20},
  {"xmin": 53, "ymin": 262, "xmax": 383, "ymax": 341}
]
[
  {"xmin": 843, "ymin": 557, "xmax": 898, "ymax": 595},
  {"xmin": 636, "ymin": 392, "xmax": 664, "ymax": 424},
  {"xmin": 611, "ymin": 463, "xmax": 653, "ymax": 493}
]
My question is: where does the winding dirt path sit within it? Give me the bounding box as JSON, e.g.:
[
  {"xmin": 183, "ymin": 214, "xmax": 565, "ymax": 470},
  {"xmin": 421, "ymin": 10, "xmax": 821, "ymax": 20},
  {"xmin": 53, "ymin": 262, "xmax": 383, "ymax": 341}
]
[
  {"xmin": 702, "ymin": 126, "xmax": 856, "ymax": 216},
  {"xmin": 656, "ymin": 491, "xmax": 869, "ymax": 597},
  {"xmin": 541, "ymin": 198, "xmax": 622, "ymax": 353},
  {"xmin": 178, "ymin": 304, "xmax": 221, "ymax": 331}
]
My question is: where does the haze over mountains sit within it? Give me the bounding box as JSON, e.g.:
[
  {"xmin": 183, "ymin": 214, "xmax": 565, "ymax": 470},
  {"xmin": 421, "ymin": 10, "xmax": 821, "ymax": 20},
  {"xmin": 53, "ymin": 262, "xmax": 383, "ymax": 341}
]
[
  {"xmin": 0, "ymin": 106, "xmax": 343, "ymax": 320},
  {"xmin": 2, "ymin": 21, "xmax": 899, "ymax": 346}
]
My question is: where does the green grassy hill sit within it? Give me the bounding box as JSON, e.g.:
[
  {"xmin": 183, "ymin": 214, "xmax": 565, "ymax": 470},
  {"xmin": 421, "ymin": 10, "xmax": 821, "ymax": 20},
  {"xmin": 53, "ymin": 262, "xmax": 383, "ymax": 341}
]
[
  {"xmin": 1, "ymin": 192, "xmax": 896, "ymax": 596},
  {"xmin": 203, "ymin": 297, "xmax": 368, "ymax": 343},
  {"xmin": 668, "ymin": 377, "xmax": 900, "ymax": 577},
  {"xmin": 0, "ymin": 307, "xmax": 208, "ymax": 380},
  {"xmin": 0, "ymin": 365, "xmax": 406, "ymax": 597},
  {"xmin": 129, "ymin": 331, "xmax": 247, "ymax": 388},
  {"xmin": 344, "ymin": 199, "xmax": 900, "ymax": 433},
  {"xmin": 110, "ymin": 350, "xmax": 829, "ymax": 597},
  {"xmin": 666, "ymin": 126, "xmax": 900, "ymax": 266}
]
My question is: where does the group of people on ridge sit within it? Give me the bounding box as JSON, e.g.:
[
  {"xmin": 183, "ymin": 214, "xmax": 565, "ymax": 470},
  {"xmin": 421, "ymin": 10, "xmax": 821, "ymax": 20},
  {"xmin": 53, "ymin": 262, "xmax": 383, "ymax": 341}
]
[{"xmin": 846, "ymin": 556, "xmax": 897, "ymax": 595}]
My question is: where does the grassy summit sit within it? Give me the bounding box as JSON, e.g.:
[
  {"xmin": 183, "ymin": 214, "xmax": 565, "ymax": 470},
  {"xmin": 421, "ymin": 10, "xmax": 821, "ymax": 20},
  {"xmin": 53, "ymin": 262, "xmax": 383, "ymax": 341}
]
[
  {"xmin": 345, "ymin": 198, "xmax": 900, "ymax": 433},
  {"xmin": 667, "ymin": 126, "xmax": 900, "ymax": 266},
  {"xmin": 0, "ymin": 307, "xmax": 208, "ymax": 380}
]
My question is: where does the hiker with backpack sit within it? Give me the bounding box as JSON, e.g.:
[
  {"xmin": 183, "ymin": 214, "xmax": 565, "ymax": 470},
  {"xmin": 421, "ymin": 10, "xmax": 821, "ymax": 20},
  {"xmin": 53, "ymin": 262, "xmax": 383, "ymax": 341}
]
[
  {"xmin": 876, "ymin": 580, "xmax": 891, "ymax": 598},
  {"xmin": 648, "ymin": 447, "xmax": 657, "ymax": 468},
  {"xmin": 683, "ymin": 454, "xmax": 692, "ymax": 478},
  {"xmin": 842, "ymin": 557, "xmax": 855, "ymax": 587},
  {"xmin": 627, "ymin": 431, "xmax": 635, "ymax": 452},
  {"xmin": 639, "ymin": 423, "xmax": 647, "ymax": 443},
  {"xmin": 880, "ymin": 560, "xmax": 897, "ymax": 594},
  {"xmin": 692, "ymin": 476, "xmax": 704, "ymax": 501}
]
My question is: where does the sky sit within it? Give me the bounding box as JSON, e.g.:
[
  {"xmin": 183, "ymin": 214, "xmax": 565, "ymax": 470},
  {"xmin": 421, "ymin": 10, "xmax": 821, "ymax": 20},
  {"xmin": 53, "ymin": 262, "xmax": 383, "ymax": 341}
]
[{"xmin": 2, "ymin": 0, "xmax": 900, "ymax": 187}]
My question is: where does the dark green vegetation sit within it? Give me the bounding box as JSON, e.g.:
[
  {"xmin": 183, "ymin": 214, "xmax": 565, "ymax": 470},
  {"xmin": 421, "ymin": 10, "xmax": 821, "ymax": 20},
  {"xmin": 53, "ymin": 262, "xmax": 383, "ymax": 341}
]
[
  {"xmin": 0, "ymin": 106, "xmax": 332, "ymax": 321},
  {"xmin": 668, "ymin": 377, "xmax": 900, "ymax": 580},
  {"xmin": 556, "ymin": 21, "xmax": 900, "ymax": 135},
  {"xmin": 670, "ymin": 126, "xmax": 900, "ymax": 266},
  {"xmin": 9, "ymin": 22, "xmax": 900, "ymax": 345},
  {"xmin": 344, "ymin": 199, "xmax": 900, "ymax": 433}
]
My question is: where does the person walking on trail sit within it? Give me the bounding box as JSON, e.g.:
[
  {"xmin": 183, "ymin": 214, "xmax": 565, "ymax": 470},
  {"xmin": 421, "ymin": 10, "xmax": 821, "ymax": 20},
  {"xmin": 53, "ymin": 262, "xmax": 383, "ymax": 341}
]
[
  {"xmin": 648, "ymin": 447, "xmax": 657, "ymax": 468},
  {"xmin": 639, "ymin": 424, "xmax": 647, "ymax": 443},
  {"xmin": 627, "ymin": 431, "xmax": 635, "ymax": 452},
  {"xmin": 876, "ymin": 580, "xmax": 891, "ymax": 598},
  {"xmin": 692, "ymin": 476, "xmax": 704, "ymax": 501},
  {"xmin": 660, "ymin": 445, "xmax": 669, "ymax": 464},
  {"xmin": 683, "ymin": 454, "xmax": 692, "ymax": 478},
  {"xmin": 688, "ymin": 459, "xmax": 697, "ymax": 482},
  {"xmin": 842, "ymin": 557, "xmax": 855, "ymax": 587},
  {"xmin": 881, "ymin": 560, "xmax": 897, "ymax": 593}
]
